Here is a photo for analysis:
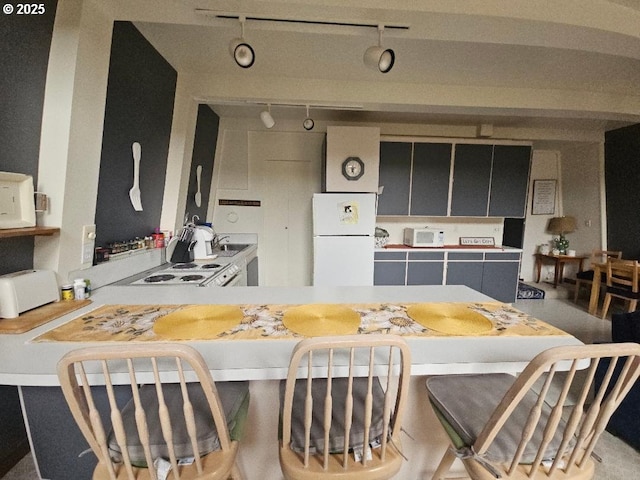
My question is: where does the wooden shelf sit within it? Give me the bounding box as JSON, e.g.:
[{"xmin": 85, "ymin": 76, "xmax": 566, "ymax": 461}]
[{"xmin": 0, "ymin": 226, "xmax": 60, "ymax": 239}]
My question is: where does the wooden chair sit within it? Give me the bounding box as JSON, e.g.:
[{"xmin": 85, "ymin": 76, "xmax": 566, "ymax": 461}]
[
  {"xmin": 601, "ymin": 259, "xmax": 640, "ymax": 319},
  {"xmin": 573, "ymin": 250, "xmax": 622, "ymax": 303},
  {"xmin": 57, "ymin": 343, "xmax": 248, "ymax": 479},
  {"xmin": 426, "ymin": 343, "xmax": 640, "ymax": 480},
  {"xmin": 279, "ymin": 334, "xmax": 411, "ymax": 480}
]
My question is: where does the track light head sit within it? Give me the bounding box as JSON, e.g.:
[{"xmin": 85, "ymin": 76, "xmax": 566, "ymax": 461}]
[
  {"xmin": 260, "ymin": 104, "xmax": 275, "ymax": 128},
  {"xmin": 364, "ymin": 25, "xmax": 395, "ymax": 73},
  {"xmin": 303, "ymin": 105, "xmax": 314, "ymax": 130},
  {"xmin": 229, "ymin": 17, "xmax": 255, "ymax": 68},
  {"xmin": 229, "ymin": 38, "xmax": 255, "ymax": 68}
]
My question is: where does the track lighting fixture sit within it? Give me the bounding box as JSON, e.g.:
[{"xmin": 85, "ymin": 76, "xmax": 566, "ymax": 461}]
[
  {"xmin": 363, "ymin": 25, "xmax": 395, "ymax": 73},
  {"xmin": 229, "ymin": 16, "xmax": 255, "ymax": 68},
  {"xmin": 303, "ymin": 105, "xmax": 314, "ymax": 130},
  {"xmin": 260, "ymin": 104, "xmax": 275, "ymax": 128}
]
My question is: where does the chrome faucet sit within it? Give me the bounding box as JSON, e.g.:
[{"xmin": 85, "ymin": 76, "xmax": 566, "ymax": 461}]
[{"xmin": 212, "ymin": 234, "xmax": 230, "ymax": 250}]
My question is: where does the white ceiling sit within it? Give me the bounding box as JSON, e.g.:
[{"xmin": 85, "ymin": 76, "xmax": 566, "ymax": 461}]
[{"xmin": 108, "ymin": 0, "xmax": 640, "ymax": 132}]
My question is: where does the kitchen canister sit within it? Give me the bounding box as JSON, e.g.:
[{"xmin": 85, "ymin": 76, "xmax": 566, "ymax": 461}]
[
  {"xmin": 61, "ymin": 284, "xmax": 74, "ymax": 301},
  {"xmin": 73, "ymin": 279, "xmax": 86, "ymax": 300}
]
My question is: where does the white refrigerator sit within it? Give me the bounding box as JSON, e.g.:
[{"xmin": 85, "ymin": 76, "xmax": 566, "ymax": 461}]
[{"xmin": 312, "ymin": 193, "xmax": 376, "ymax": 286}]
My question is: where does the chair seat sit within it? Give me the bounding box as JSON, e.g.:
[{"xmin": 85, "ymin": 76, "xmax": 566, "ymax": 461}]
[
  {"xmin": 575, "ymin": 269, "xmax": 595, "ymax": 281},
  {"xmin": 606, "ymin": 285, "xmax": 640, "ymax": 299},
  {"xmin": 426, "ymin": 373, "xmax": 567, "ymax": 464},
  {"xmin": 108, "ymin": 381, "xmax": 249, "ymax": 465},
  {"xmin": 279, "ymin": 377, "xmax": 385, "ymax": 454}
]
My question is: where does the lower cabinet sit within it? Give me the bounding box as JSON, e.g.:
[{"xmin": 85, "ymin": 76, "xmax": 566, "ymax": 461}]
[{"xmin": 375, "ymin": 250, "xmax": 521, "ymax": 303}]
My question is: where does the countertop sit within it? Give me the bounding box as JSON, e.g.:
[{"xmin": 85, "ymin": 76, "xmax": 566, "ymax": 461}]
[
  {"xmin": 0, "ymin": 284, "xmax": 581, "ymax": 386},
  {"xmin": 378, "ymin": 244, "xmax": 523, "ymax": 252}
]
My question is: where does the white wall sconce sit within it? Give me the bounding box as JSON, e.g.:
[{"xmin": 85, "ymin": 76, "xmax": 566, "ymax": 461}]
[
  {"xmin": 363, "ymin": 25, "xmax": 395, "ymax": 73},
  {"xmin": 229, "ymin": 16, "xmax": 255, "ymax": 68}
]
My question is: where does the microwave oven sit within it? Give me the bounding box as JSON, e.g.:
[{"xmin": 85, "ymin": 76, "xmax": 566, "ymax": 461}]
[{"xmin": 403, "ymin": 228, "xmax": 445, "ymax": 247}]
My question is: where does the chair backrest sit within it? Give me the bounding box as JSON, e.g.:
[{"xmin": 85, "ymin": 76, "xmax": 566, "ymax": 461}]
[
  {"xmin": 591, "ymin": 249, "xmax": 622, "ymax": 266},
  {"xmin": 279, "ymin": 334, "xmax": 411, "ymax": 477},
  {"xmin": 57, "ymin": 343, "xmax": 239, "ymax": 480},
  {"xmin": 606, "ymin": 259, "xmax": 640, "ymax": 292},
  {"xmin": 472, "ymin": 343, "xmax": 640, "ymax": 478}
]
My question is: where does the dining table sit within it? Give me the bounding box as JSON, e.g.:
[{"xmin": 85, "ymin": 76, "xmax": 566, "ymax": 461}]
[{"xmin": 0, "ymin": 284, "xmax": 583, "ymax": 480}]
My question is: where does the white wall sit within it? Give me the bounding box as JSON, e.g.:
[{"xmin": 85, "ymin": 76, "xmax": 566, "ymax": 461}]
[
  {"xmin": 35, "ymin": 0, "xmax": 113, "ymax": 281},
  {"xmin": 520, "ymin": 150, "xmax": 562, "ymax": 282}
]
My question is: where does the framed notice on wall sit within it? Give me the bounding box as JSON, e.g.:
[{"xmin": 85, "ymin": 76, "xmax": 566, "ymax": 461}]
[{"xmin": 532, "ymin": 179, "xmax": 556, "ymax": 215}]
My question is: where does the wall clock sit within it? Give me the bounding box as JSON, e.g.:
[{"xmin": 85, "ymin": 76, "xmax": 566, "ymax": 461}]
[{"xmin": 341, "ymin": 156, "xmax": 365, "ymax": 181}]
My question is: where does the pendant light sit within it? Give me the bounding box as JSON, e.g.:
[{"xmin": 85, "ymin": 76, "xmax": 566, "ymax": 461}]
[
  {"xmin": 302, "ymin": 105, "xmax": 314, "ymax": 130},
  {"xmin": 260, "ymin": 104, "xmax": 275, "ymax": 128},
  {"xmin": 229, "ymin": 16, "xmax": 255, "ymax": 68},
  {"xmin": 363, "ymin": 25, "xmax": 395, "ymax": 73}
]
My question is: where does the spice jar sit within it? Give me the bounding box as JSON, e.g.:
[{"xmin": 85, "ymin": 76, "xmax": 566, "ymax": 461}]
[{"xmin": 61, "ymin": 284, "xmax": 74, "ymax": 301}]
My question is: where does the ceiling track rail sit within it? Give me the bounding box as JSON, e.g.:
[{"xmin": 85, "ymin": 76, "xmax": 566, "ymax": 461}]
[{"xmin": 194, "ymin": 9, "xmax": 410, "ymax": 31}]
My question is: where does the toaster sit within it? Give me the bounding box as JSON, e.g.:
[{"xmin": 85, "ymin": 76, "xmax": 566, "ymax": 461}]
[{"xmin": 0, "ymin": 270, "xmax": 60, "ymax": 318}]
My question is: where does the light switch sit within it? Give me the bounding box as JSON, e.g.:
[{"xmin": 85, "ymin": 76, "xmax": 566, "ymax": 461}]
[{"xmin": 81, "ymin": 225, "xmax": 96, "ymax": 267}]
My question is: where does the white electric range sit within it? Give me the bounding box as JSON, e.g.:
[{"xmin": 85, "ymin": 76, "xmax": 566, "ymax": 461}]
[{"xmin": 131, "ymin": 261, "xmax": 241, "ymax": 287}]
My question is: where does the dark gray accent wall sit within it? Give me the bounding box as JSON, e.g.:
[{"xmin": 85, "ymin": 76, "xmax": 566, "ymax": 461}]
[
  {"xmin": 0, "ymin": 0, "xmax": 57, "ymax": 276},
  {"xmin": 184, "ymin": 104, "xmax": 219, "ymax": 223},
  {"xmin": 94, "ymin": 21, "xmax": 177, "ymax": 249},
  {"xmin": 605, "ymin": 123, "xmax": 640, "ymax": 260}
]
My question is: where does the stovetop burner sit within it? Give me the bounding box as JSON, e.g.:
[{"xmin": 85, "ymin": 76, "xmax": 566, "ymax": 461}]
[
  {"xmin": 200, "ymin": 263, "xmax": 221, "ymax": 269},
  {"xmin": 171, "ymin": 263, "xmax": 197, "ymax": 269},
  {"xmin": 144, "ymin": 274, "xmax": 176, "ymax": 283},
  {"xmin": 180, "ymin": 274, "xmax": 205, "ymax": 282}
]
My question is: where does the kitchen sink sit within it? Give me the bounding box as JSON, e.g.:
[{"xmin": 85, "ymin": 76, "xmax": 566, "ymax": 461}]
[
  {"xmin": 213, "ymin": 243, "xmax": 251, "ymax": 257},
  {"xmin": 219, "ymin": 243, "xmax": 250, "ymax": 251}
]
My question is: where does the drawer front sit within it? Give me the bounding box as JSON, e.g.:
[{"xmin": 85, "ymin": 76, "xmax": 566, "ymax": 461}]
[
  {"xmin": 448, "ymin": 252, "xmax": 484, "ymax": 261},
  {"xmin": 408, "ymin": 251, "xmax": 445, "ymax": 261},
  {"xmin": 374, "ymin": 251, "xmax": 407, "ymax": 261},
  {"xmin": 485, "ymin": 252, "xmax": 521, "ymax": 261}
]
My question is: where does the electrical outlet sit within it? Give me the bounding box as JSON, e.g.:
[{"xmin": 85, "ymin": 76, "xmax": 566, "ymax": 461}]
[{"xmin": 81, "ymin": 225, "xmax": 96, "ymax": 266}]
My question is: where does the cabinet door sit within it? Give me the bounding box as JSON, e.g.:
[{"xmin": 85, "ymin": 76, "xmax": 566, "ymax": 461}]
[
  {"xmin": 450, "ymin": 144, "xmax": 493, "ymax": 216},
  {"xmin": 481, "ymin": 261, "xmax": 520, "ymax": 303},
  {"xmin": 374, "ymin": 262, "xmax": 406, "ymax": 285},
  {"xmin": 410, "ymin": 143, "xmax": 452, "ymax": 216},
  {"xmin": 378, "ymin": 142, "xmax": 412, "ymax": 215},
  {"xmin": 407, "ymin": 261, "xmax": 444, "ymax": 285},
  {"xmin": 446, "ymin": 261, "xmax": 484, "ymax": 292},
  {"xmin": 489, "ymin": 145, "xmax": 531, "ymax": 217}
]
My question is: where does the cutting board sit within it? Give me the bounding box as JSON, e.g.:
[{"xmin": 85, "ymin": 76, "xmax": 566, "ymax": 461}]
[{"xmin": 0, "ymin": 299, "xmax": 91, "ymax": 334}]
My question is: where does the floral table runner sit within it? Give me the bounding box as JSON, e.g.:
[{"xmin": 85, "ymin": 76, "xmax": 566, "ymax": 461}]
[{"xmin": 33, "ymin": 302, "xmax": 569, "ymax": 342}]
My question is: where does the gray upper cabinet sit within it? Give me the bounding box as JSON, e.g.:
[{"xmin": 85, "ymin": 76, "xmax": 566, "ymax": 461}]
[
  {"xmin": 450, "ymin": 144, "xmax": 493, "ymax": 216},
  {"xmin": 410, "ymin": 143, "xmax": 452, "ymax": 216},
  {"xmin": 377, "ymin": 142, "xmax": 412, "ymax": 215},
  {"xmin": 488, "ymin": 145, "xmax": 532, "ymax": 218},
  {"xmin": 379, "ymin": 139, "xmax": 531, "ymax": 218}
]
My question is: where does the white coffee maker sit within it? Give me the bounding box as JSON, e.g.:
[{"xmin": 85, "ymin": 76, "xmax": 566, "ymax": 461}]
[{"xmin": 192, "ymin": 225, "xmax": 215, "ymax": 259}]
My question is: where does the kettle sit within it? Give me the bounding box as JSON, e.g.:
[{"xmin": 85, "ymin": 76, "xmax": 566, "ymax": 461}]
[{"xmin": 192, "ymin": 226, "xmax": 215, "ymax": 259}]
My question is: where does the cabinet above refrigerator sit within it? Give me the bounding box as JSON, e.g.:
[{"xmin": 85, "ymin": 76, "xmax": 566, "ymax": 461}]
[{"xmin": 323, "ymin": 126, "xmax": 380, "ymax": 193}]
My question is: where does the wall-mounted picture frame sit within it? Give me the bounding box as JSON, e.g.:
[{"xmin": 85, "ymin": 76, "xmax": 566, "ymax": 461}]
[{"xmin": 532, "ymin": 179, "xmax": 556, "ymax": 215}]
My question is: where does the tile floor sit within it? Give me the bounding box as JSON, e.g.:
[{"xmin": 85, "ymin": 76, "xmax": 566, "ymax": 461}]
[{"xmin": 2, "ymin": 283, "xmax": 639, "ymax": 479}]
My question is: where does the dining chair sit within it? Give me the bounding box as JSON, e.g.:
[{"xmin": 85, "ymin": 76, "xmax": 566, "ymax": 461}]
[
  {"xmin": 279, "ymin": 334, "xmax": 411, "ymax": 480},
  {"xmin": 573, "ymin": 250, "xmax": 622, "ymax": 303},
  {"xmin": 425, "ymin": 342, "xmax": 640, "ymax": 480},
  {"xmin": 57, "ymin": 343, "xmax": 249, "ymax": 479},
  {"xmin": 601, "ymin": 259, "xmax": 640, "ymax": 319}
]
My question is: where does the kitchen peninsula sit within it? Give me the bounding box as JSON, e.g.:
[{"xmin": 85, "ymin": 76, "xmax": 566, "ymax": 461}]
[{"xmin": 0, "ymin": 284, "xmax": 581, "ymax": 479}]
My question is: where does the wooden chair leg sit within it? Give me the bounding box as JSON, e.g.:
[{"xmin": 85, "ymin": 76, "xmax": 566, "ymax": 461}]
[
  {"xmin": 230, "ymin": 463, "xmax": 243, "ymax": 480},
  {"xmin": 602, "ymin": 293, "xmax": 612, "ymax": 319},
  {"xmin": 628, "ymin": 299, "xmax": 638, "ymax": 313},
  {"xmin": 431, "ymin": 447, "xmax": 458, "ymax": 480}
]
